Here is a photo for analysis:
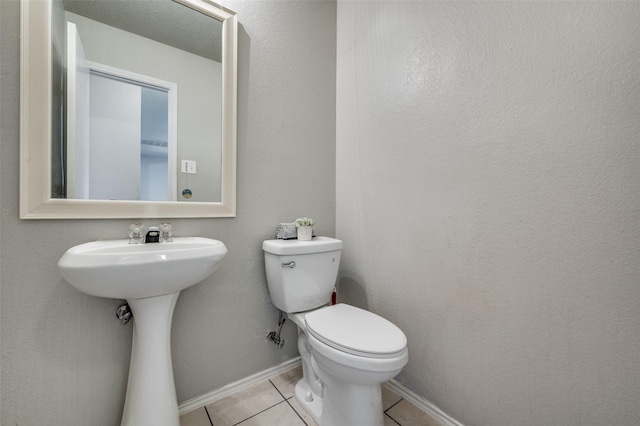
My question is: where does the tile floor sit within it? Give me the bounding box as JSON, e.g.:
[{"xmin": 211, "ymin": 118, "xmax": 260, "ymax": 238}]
[{"xmin": 180, "ymin": 365, "xmax": 441, "ymax": 426}]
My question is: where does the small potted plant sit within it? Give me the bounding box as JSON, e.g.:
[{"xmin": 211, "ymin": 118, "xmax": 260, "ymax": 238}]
[{"xmin": 294, "ymin": 217, "xmax": 315, "ymax": 241}]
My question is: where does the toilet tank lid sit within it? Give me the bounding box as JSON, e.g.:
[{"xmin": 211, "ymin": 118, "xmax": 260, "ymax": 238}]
[{"xmin": 262, "ymin": 237, "xmax": 343, "ymax": 255}]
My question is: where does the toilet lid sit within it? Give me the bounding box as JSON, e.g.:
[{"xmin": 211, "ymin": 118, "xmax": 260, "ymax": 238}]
[{"xmin": 304, "ymin": 304, "xmax": 407, "ymax": 358}]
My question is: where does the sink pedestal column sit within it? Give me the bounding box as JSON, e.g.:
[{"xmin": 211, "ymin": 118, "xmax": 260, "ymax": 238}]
[{"xmin": 121, "ymin": 292, "xmax": 181, "ymax": 426}]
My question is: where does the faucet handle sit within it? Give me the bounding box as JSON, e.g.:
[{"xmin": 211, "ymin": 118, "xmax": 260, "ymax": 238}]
[
  {"xmin": 128, "ymin": 223, "xmax": 146, "ymax": 244},
  {"xmin": 159, "ymin": 222, "xmax": 173, "ymax": 242}
]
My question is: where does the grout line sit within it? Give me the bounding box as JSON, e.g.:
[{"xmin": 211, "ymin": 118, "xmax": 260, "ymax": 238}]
[
  {"xmin": 204, "ymin": 406, "xmax": 214, "ymax": 426},
  {"xmin": 384, "ymin": 397, "xmax": 406, "ymax": 425},
  {"xmin": 384, "ymin": 397, "xmax": 404, "ymax": 413},
  {"xmin": 268, "ymin": 378, "xmax": 288, "ymax": 400},
  {"xmin": 269, "ymin": 379, "xmax": 309, "ymax": 426},
  {"xmin": 385, "ymin": 412, "xmax": 402, "ymax": 425},
  {"xmin": 284, "ymin": 397, "xmax": 309, "ymax": 426},
  {"xmin": 232, "ymin": 400, "xmax": 288, "ymax": 426}
]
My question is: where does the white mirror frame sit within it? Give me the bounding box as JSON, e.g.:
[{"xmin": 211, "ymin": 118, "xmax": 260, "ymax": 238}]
[{"xmin": 20, "ymin": 0, "xmax": 237, "ymax": 219}]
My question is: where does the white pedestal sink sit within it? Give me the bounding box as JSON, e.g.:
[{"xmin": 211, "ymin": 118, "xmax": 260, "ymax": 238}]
[{"xmin": 58, "ymin": 237, "xmax": 227, "ymax": 426}]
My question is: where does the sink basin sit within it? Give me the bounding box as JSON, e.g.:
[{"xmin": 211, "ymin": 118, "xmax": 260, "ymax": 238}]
[
  {"xmin": 58, "ymin": 237, "xmax": 227, "ymax": 426},
  {"xmin": 58, "ymin": 237, "xmax": 227, "ymax": 299}
]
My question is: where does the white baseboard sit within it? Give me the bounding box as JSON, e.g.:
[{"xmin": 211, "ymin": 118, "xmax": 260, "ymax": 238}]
[
  {"xmin": 386, "ymin": 379, "xmax": 465, "ymax": 426},
  {"xmin": 178, "ymin": 357, "xmax": 302, "ymax": 415},
  {"xmin": 179, "ymin": 358, "xmax": 464, "ymax": 426}
]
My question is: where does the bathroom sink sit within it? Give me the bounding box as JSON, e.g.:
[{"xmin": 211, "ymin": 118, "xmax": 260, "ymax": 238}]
[
  {"xmin": 58, "ymin": 236, "xmax": 227, "ymax": 426},
  {"xmin": 58, "ymin": 237, "xmax": 227, "ymax": 299}
]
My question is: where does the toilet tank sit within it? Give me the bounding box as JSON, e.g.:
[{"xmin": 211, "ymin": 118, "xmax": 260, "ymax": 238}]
[{"xmin": 262, "ymin": 237, "xmax": 343, "ymax": 313}]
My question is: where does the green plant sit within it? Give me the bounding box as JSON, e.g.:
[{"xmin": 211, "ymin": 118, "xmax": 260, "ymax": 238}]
[{"xmin": 294, "ymin": 217, "xmax": 315, "ymax": 227}]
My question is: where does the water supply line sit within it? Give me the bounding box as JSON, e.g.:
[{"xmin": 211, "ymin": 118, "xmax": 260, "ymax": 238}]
[{"xmin": 267, "ymin": 310, "xmax": 286, "ymax": 349}]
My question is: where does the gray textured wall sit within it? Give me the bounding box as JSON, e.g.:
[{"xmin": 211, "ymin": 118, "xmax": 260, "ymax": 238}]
[
  {"xmin": 0, "ymin": 1, "xmax": 336, "ymax": 424},
  {"xmin": 336, "ymin": 2, "xmax": 640, "ymax": 425}
]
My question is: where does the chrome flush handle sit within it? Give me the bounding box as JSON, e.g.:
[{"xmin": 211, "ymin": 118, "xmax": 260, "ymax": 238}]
[{"xmin": 281, "ymin": 261, "xmax": 296, "ymax": 269}]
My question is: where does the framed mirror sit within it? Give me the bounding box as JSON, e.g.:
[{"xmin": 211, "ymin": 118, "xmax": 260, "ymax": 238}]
[{"xmin": 20, "ymin": 0, "xmax": 237, "ymax": 218}]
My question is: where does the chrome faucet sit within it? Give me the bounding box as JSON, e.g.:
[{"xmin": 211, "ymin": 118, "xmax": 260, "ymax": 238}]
[
  {"xmin": 128, "ymin": 223, "xmax": 173, "ymax": 244},
  {"xmin": 145, "ymin": 226, "xmax": 160, "ymax": 243}
]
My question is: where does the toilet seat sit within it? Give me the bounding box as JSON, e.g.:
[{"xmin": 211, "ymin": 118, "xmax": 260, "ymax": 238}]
[{"xmin": 304, "ymin": 304, "xmax": 407, "ymax": 359}]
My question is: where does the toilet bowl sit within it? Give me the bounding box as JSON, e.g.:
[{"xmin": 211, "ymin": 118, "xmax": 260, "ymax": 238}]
[{"xmin": 262, "ymin": 237, "xmax": 408, "ymax": 426}]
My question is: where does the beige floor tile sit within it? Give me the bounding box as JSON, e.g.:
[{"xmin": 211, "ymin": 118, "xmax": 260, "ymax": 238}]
[
  {"xmin": 269, "ymin": 364, "xmax": 303, "ymax": 399},
  {"xmin": 287, "ymin": 395, "xmax": 319, "ymax": 426},
  {"xmin": 237, "ymin": 401, "xmax": 306, "ymax": 426},
  {"xmin": 180, "ymin": 407, "xmax": 211, "ymax": 426},
  {"xmin": 384, "ymin": 414, "xmax": 401, "ymax": 425},
  {"xmin": 386, "ymin": 399, "xmax": 441, "ymax": 426},
  {"xmin": 206, "ymin": 380, "xmax": 284, "ymax": 425},
  {"xmin": 382, "ymin": 383, "xmax": 403, "ymax": 410}
]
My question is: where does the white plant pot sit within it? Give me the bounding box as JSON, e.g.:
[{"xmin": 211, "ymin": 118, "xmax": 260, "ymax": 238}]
[{"xmin": 297, "ymin": 226, "xmax": 313, "ymax": 241}]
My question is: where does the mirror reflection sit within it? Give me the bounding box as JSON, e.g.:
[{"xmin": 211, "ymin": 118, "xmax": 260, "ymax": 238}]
[{"xmin": 52, "ymin": 0, "xmax": 224, "ymax": 202}]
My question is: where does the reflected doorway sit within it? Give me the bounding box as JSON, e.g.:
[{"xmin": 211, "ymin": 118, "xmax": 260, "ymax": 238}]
[{"xmin": 66, "ymin": 21, "xmax": 177, "ymax": 201}]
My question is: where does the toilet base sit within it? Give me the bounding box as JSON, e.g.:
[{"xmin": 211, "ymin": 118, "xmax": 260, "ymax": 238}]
[
  {"xmin": 295, "ymin": 376, "xmax": 385, "ymax": 426},
  {"xmin": 314, "ymin": 369, "xmax": 385, "ymax": 426},
  {"xmin": 295, "ymin": 362, "xmax": 385, "ymax": 426},
  {"xmin": 294, "ymin": 379, "xmax": 323, "ymax": 424}
]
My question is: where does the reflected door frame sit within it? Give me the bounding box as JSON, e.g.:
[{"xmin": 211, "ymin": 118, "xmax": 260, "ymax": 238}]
[{"xmin": 67, "ymin": 59, "xmax": 178, "ymax": 201}]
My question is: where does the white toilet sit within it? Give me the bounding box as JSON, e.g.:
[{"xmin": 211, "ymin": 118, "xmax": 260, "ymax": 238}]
[{"xmin": 263, "ymin": 237, "xmax": 408, "ymax": 426}]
